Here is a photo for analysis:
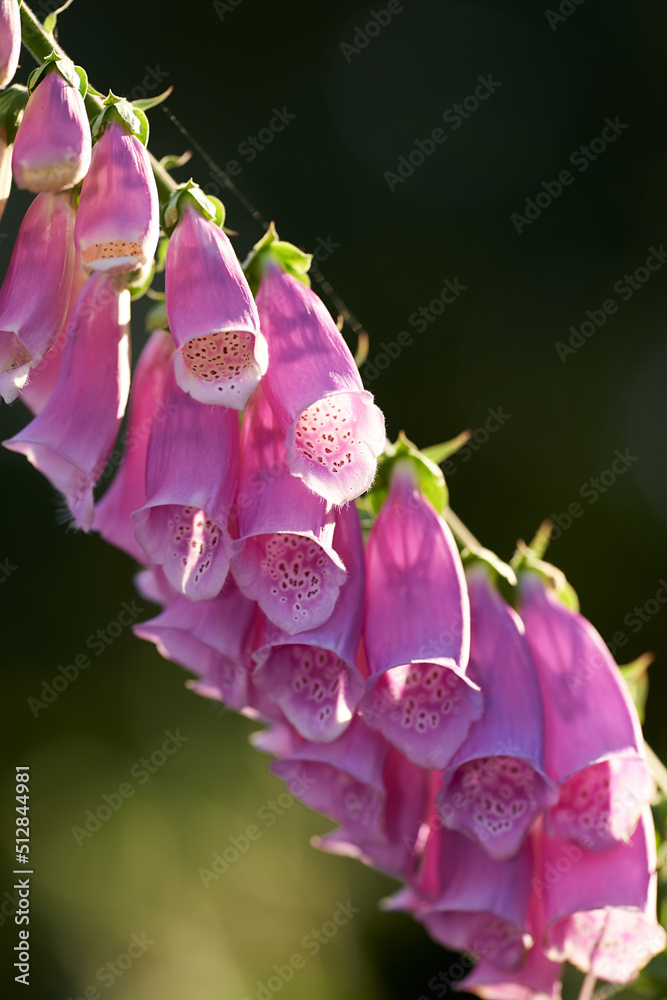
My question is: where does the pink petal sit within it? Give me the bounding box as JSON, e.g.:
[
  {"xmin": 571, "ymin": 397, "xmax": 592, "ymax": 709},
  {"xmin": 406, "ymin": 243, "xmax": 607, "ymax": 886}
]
[{"xmin": 0, "ymin": 0, "xmax": 20, "ymax": 90}]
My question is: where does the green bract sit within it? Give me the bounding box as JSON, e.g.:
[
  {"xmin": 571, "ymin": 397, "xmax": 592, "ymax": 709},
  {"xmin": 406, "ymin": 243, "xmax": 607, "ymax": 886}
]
[
  {"xmin": 27, "ymin": 50, "xmax": 87, "ymax": 97},
  {"xmin": 92, "ymin": 93, "xmax": 150, "ymax": 146},
  {"xmin": 0, "ymin": 84, "xmax": 28, "ymax": 144},
  {"xmin": 243, "ymin": 222, "xmax": 312, "ymax": 297},
  {"xmin": 162, "ymin": 179, "xmax": 225, "ymax": 235}
]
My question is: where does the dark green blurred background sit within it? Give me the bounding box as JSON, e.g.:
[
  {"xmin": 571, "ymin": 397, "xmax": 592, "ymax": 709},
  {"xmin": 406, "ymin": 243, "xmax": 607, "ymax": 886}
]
[{"xmin": 2, "ymin": 1, "xmax": 667, "ymax": 997}]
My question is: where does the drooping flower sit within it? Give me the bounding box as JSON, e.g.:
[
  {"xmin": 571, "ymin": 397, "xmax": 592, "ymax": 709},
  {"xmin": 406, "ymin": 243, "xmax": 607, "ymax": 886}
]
[
  {"xmin": 255, "ymin": 258, "xmax": 385, "ymax": 505},
  {"xmin": 21, "ymin": 257, "xmax": 88, "ymax": 415},
  {"xmin": 165, "ymin": 194, "xmax": 267, "ymax": 409},
  {"xmin": 12, "ymin": 66, "xmax": 91, "ymax": 192},
  {"xmin": 231, "ymin": 384, "xmax": 346, "ymax": 635},
  {"xmin": 0, "ymin": 191, "xmax": 76, "ymax": 403},
  {"xmin": 436, "ymin": 563, "xmax": 557, "ymax": 860},
  {"xmin": 360, "ymin": 459, "xmax": 482, "ymax": 769},
  {"xmin": 75, "ymin": 110, "xmax": 159, "ymax": 274},
  {"xmin": 134, "ymin": 580, "xmax": 257, "ymax": 712},
  {"xmin": 251, "ymin": 501, "xmax": 365, "ymax": 742},
  {"xmin": 0, "ymin": 1, "xmax": 20, "ymax": 91},
  {"xmin": 132, "ymin": 366, "xmax": 239, "ymax": 601},
  {"xmin": 519, "ymin": 571, "xmax": 653, "ymax": 850},
  {"xmin": 541, "ymin": 807, "xmax": 666, "ymax": 984},
  {"xmin": 3, "ymin": 273, "xmax": 131, "ymax": 530}
]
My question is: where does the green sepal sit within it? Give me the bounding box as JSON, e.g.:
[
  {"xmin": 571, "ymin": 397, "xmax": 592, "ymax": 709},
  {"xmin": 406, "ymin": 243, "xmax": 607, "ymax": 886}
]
[
  {"xmin": 127, "ymin": 260, "xmax": 155, "ymax": 300},
  {"xmin": 243, "ymin": 222, "xmax": 312, "ymax": 297},
  {"xmin": 422, "ymin": 431, "xmax": 473, "ymax": 466},
  {"xmin": 462, "ymin": 548, "xmax": 518, "ymax": 592},
  {"xmin": 511, "ymin": 540, "xmax": 580, "ymax": 612},
  {"xmin": 162, "ymin": 180, "xmax": 225, "ymax": 236},
  {"xmin": 0, "ymin": 84, "xmax": 28, "ymax": 144},
  {"xmin": 92, "ymin": 93, "xmax": 149, "ymax": 146},
  {"xmin": 619, "ymin": 652, "xmax": 653, "ymax": 725},
  {"xmin": 364, "ymin": 431, "xmax": 449, "ymax": 519},
  {"xmin": 159, "ymin": 150, "xmax": 193, "ymax": 172},
  {"xmin": 27, "ymin": 52, "xmax": 88, "ymax": 98},
  {"xmin": 132, "ymin": 85, "xmax": 173, "ymax": 111},
  {"xmin": 146, "ymin": 300, "xmax": 168, "ymax": 333}
]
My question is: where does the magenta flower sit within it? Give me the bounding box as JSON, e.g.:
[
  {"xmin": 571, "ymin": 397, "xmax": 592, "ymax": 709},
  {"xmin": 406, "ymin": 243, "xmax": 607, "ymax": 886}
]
[
  {"xmin": 436, "ymin": 564, "xmax": 557, "ymax": 860},
  {"xmin": 165, "ymin": 200, "xmax": 267, "ymax": 409},
  {"xmin": 231, "ymin": 384, "xmax": 346, "ymax": 635},
  {"xmin": 12, "ymin": 68, "xmax": 91, "ymax": 192},
  {"xmin": 251, "ymin": 501, "xmax": 365, "ymax": 742},
  {"xmin": 93, "ymin": 328, "xmax": 174, "ymax": 561},
  {"xmin": 132, "ymin": 366, "xmax": 239, "ymax": 601},
  {"xmin": 359, "ymin": 460, "xmax": 482, "ymax": 769},
  {"xmin": 20, "ymin": 259, "xmax": 88, "ymax": 416},
  {"xmin": 75, "ymin": 118, "xmax": 159, "ymax": 274},
  {"xmin": 0, "ymin": 1, "xmax": 20, "ymax": 91},
  {"xmin": 0, "ymin": 122, "xmax": 12, "ymax": 222},
  {"xmin": 256, "ymin": 262, "xmax": 385, "ymax": 505},
  {"xmin": 0, "ymin": 191, "xmax": 76, "ymax": 403},
  {"xmin": 520, "ymin": 571, "xmax": 653, "ymax": 850},
  {"xmin": 389, "ymin": 818, "xmax": 534, "ymax": 972},
  {"xmin": 541, "ymin": 807, "xmax": 666, "ymax": 983},
  {"xmin": 134, "ymin": 581, "xmax": 257, "ymax": 712},
  {"xmin": 3, "ymin": 274, "xmax": 131, "ymax": 530}
]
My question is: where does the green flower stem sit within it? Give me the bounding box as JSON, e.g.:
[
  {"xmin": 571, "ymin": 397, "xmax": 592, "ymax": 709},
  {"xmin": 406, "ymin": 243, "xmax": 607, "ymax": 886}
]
[{"xmin": 19, "ymin": 2, "xmax": 176, "ymax": 202}]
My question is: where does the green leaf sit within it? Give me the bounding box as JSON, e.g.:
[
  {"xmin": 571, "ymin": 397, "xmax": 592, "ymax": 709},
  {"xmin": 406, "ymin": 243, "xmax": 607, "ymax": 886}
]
[
  {"xmin": 132, "ymin": 85, "xmax": 173, "ymax": 111},
  {"xmin": 422, "ymin": 430, "xmax": 473, "ymax": 465},
  {"xmin": 42, "ymin": 0, "xmax": 76, "ymax": 34},
  {"xmin": 0, "ymin": 84, "xmax": 28, "ymax": 144},
  {"xmin": 27, "ymin": 52, "xmax": 86, "ymax": 96},
  {"xmin": 92, "ymin": 94, "xmax": 149, "ymax": 145},
  {"xmin": 243, "ymin": 222, "xmax": 312, "ymax": 296}
]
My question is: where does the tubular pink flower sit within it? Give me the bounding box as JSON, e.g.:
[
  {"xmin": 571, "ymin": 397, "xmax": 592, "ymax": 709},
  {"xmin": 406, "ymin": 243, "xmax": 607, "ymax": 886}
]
[
  {"xmin": 541, "ymin": 808, "xmax": 666, "ymax": 983},
  {"xmin": 256, "ymin": 263, "xmax": 385, "ymax": 505},
  {"xmin": 134, "ymin": 581, "xmax": 257, "ymax": 712},
  {"xmin": 165, "ymin": 201, "xmax": 267, "ymax": 409},
  {"xmin": 251, "ymin": 502, "xmax": 366, "ymax": 741},
  {"xmin": 231, "ymin": 384, "xmax": 346, "ymax": 635},
  {"xmin": 0, "ymin": 191, "xmax": 76, "ymax": 403},
  {"xmin": 20, "ymin": 258, "xmax": 88, "ymax": 415},
  {"xmin": 132, "ymin": 367, "xmax": 239, "ymax": 600},
  {"xmin": 436, "ymin": 564, "xmax": 557, "ymax": 860},
  {"xmin": 0, "ymin": 1, "xmax": 20, "ymax": 91},
  {"xmin": 75, "ymin": 119, "xmax": 159, "ymax": 274},
  {"xmin": 12, "ymin": 69, "xmax": 91, "ymax": 192},
  {"xmin": 93, "ymin": 329, "xmax": 173, "ymax": 561},
  {"xmin": 0, "ymin": 124, "xmax": 12, "ymax": 222},
  {"xmin": 3, "ymin": 274, "xmax": 131, "ymax": 530},
  {"xmin": 359, "ymin": 461, "xmax": 481, "ymax": 769},
  {"xmin": 520, "ymin": 571, "xmax": 652, "ymax": 849},
  {"xmin": 313, "ymin": 744, "xmax": 431, "ymax": 880}
]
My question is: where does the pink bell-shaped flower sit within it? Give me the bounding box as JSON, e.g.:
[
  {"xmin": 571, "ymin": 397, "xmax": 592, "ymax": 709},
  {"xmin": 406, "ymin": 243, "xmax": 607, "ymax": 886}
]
[
  {"xmin": 541, "ymin": 807, "xmax": 666, "ymax": 984},
  {"xmin": 93, "ymin": 328, "xmax": 174, "ymax": 561},
  {"xmin": 75, "ymin": 115, "xmax": 159, "ymax": 274},
  {"xmin": 165, "ymin": 197, "xmax": 267, "ymax": 409},
  {"xmin": 12, "ymin": 67, "xmax": 91, "ymax": 192},
  {"xmin": 132, "ymin": 366, "xmax": 239, "ymax": 601},
  {"xmin": 255, "ymin": 260, "xmax": 385, "ymax": 505},
  {"xmin": 360, "ymin": 460, "xmax": 482, "ymax": 769},
  {"xmin": 0, "ymin": 1, "xmax": 20, "ymax": 91},
  {"xmin": 0, "ymin": 191, "xmax": 76, "ymax": 403},
  {"xmin": 134, "ymin": 581, "xmax": 257, "ymax": 713},
  {"xmin": 251, "ymin": 501, "xmax": 365, "ymax": 742},
  {"xmin": 520, "ymin": 571, "xmax": 653, "ymax": 850},
  {"xmin": 436, "ymin": 563, "xmax": 557, "ymax": 860},
  {"xmin": 3, "ymin": 273, "xmax": 131, "ymax": 530},
  {"xmin": 231, "ymin": 384, "xmax": 346, "ymax": 635}
]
